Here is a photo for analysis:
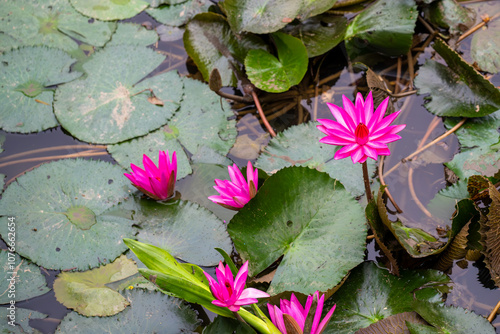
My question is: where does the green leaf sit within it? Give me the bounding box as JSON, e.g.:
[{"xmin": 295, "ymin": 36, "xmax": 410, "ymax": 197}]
[
  {"xmin": 228, "ymin": 166, "xmax": 367, "ymax": 295},
  {"xmin": 427, "ymin": 181, "xmax": 469, "ymax": 222},
  {"xmin": 184, "ymin": 12, "xmax": 268, "ymax": 87},
  {"xmin": 344, "ymin": 0, "xmax": 417, "ymax": 58},
  {"xmin": 203, "ymin": 316, "xmax": 257, "ymax": 334},
  {"xmin": 108, "ymin": 76, "xmax": 236, "ymax": 174},
  {"xmin": 415, "ymin": 38, "xmax": 500, "ymax": 117},
  {"xmin": 424, "ymin": 0, "xmax": 476, "ymax": 34},
  {"xmin": 412, "ymin": 300, "xmax": 495, "ymax": 333},
  {"xmin": 356, "ymin": 312, "xmax": 428, "ymax": 334},
  {"xmin": 255, "ymin": 122, "xmax": 376, "ymax": 197},
  {"xmin": 54, "ymin": 255, "xmax": 137, "ymax": 316},
  {"xmin": 132, "ymin": 199, "xmax": 232, "ymax": 266},
  {"xmin": 323, "ymin": 262, "xmax": 451, "ymax": 334},
  {"xmin": 245, "ymin": 32, "xmax": 308, "ymax": 93},
  {"xmin": 284, "ymin": 14, "xmax": 347, "ymax": 58},
  {"xmin": 145, "ymin": 0, "xmax": 189, "ymax": 7},
  {"xmin": 107, "ymin": 23, "xmax": 159, "ymax": 46},
  {"xmin": 444, "ymin": 111, "xmax": 500, "ymax": 148},
  {"xmin": 0, "ymin": 159, "xmax": 137, "ymax": 270},
  {"xmin": 446, "ymin": 144, "xmax": 500, "ymax": 179},
  {"xmin": 54, "ymin": 46, "xmax": 183, "ymax": 144},
  {"xmin": 0, "ymin": 308, "xmax": 47, "ymax": 334},
  {"xmin": 0, "ymin": 0, "xmax": 116, "ymax": 52},
  {"xmin": 470, "ymin": 2, "xmax": 500, "ymax": 73},
  {"xmin": 69, "ymin": 0, "xmax": 149, "ymax": 21},
  {"xmin": 147, "ymin": 0, "xmax": 212, "ymax": 27},
  {"xmin": 0, "ymin": 46, "xmax": 81, "ymax": 133},
  {"xmin": 0, "ymin": 251, "xmax": 49, "ymax": 303},
  {"xmin": 57, "ymin": 289, "xmax": 200, "ymax": 333}
]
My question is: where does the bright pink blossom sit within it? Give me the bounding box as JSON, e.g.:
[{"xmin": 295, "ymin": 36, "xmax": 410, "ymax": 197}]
[
  {"xmin": 267, "ymin": 291, "xmax": 336, "ymax": 334},
  {"xmin": 317, "ymin": 92, "xmax": 406, "ymax": 164},
  {"xmin": 204, "ymin": 261, "xmax": 270, "ymax": 312},
  {"xmin": 208, "ymin": 161, "xmax": 258, "ymax": 210},
  {"xmin": 124, "ymin": 150, "xmax": 177, "ymax": 201}
]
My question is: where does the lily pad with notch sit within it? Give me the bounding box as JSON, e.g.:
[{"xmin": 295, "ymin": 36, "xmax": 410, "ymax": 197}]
[
  {"xmin": 70, "ymin": 0, "xmax": 149, "ymax": 21},
  {"xmin": 107, "ymin": 23, "xmax": 159, "ymax": 46},
  {"xmin": 147, "ymin": 0, "xmax": 211, "ymax": 27}
]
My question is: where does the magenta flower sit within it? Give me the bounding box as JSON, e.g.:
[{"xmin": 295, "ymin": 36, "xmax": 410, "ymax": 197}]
[
  {"xmin": 267, "ymin": 291, "xmax": 336, "ymax": 334},
  {"xmin": 124, "ymin": 150, "xmax": 177, "ymax": 201},
  {"xmin": 204, "ymin": 261, "xmax": 270, "ymax": 312},
  {"xmin": 317, "ymin": 92, "xmax": 405, "ymax": 164},
  {"xmin": 208, "ymin": 161, "xmax": 258, "ymax": 210}
]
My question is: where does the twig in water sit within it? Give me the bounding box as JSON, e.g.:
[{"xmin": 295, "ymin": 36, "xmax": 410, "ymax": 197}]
[
  {"xmin": 251, "ymin": 91, "xmax": 276, "ymax": 137},
  {"xmin": 488, "ymin": 301, "xmax": 500, "ymax": 323},
  {"xmin": 379, "ymin": 155, "xmax": 403, "ymax": 213}
]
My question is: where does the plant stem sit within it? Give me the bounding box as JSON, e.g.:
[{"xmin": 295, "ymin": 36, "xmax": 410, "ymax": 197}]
[{"xmin": 362, "ymin": 161, "xmax": 373, "ymax": 202}]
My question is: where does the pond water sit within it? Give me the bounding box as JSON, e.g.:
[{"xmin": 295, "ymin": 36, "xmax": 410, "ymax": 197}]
[{"xmin": 1, "ymin": 1, "xmax": 500, "ymax": 333}]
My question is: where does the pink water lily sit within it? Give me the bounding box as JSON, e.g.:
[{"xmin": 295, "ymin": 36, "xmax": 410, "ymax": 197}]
[
  {"xmin": 124, "ymin": 150, "xmax": 177, "ymax": 201},
  {"xmin": 208, "ymin": 161, "xmax": 258, "ymax": 210},
  {"xmin": 204, "ymin": 261, "xmax": 270, "ymax": 312},
  {"xmin": 317, "ymin": 92, "xmax": 406, "ymax": 164},
  {"xmin": 268, "ymin": 291, "xmax": 336, "ymax": 334}
]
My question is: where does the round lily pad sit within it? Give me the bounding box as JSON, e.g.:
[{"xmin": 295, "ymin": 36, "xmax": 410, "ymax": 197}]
[
  {"xmin": 147, "ymin": 0, "xmax": 211, "ymax": 27},
  {"xmin": 0, "ymin": 308, "xmax": 46, "ymax": 334},
  {"xmin": 107, "ymin": 23, "xmax": 159, "ymax": 47},
  {"xmin": 108, "ymin": 76, "xmax": 236, "ymax": 176},
  {"xmin": 0, "ymin": 251, "xmax": 49, "ymax": 303},
  {"xmin": 0, "ymin": 46, "xmax": 81, "ymax": 133},
  {"xmin": 0, "ymin": 159, "xmax": 137, "ymax": 270},
  {"xmin": 0, "ymin": 0, "xmax": 116, "ymax": 52},
  {"xmin": 54, "ymin": 46, "xmax": 184, "ymax": 144},
  {"xmin": 470, "ymin": 2, "xmax": 500, "ymax": 73},
  {"xmin": 255, "ymin": 122, "xmax": 376, "ymax": 198},
  {"xmin": 57, "ymin": 289, "xmax": 199, "ymax": 333},
  {"xmin": 446, "ymin": 145, "xmax": 500, "ymax": 180},
  {"xmin": 54, "ymin": 255, "xmax": 137, "ymax": 316},
  {"xmin": 70, "ymin": 0, "xmax": 149, "ymax": 21},
  {"xmin": 228, "ymin": 166, "xmax": 367, "ymax": 295}
]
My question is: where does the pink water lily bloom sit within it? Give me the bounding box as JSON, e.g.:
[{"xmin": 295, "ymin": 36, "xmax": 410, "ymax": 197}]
[
  {"xmin": 208, "ymin": 161, "xmax": 258, "ymax": 210},
  {"xmin": 124, "ymin": 150, "xmax": 177, "ymax": 201},
  {"xmin": 204, "ymin": 261, "xmax": 270, "ymax": 312},
  {"xmin": 267, "ymin": 291, "xmax": 336, "ymax": 334},
  {"xmin": 317, "ymin": 92, "xmax": 406, "ymax": 164}
]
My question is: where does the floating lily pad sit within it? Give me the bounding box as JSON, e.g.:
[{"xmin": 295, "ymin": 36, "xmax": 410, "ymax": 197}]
[
  {"xmin": 128, "ymin": 199, "xmax": 232, "ymax": 266},
  {"xmin": 344, "ymin": 0, "xmax": 417, "ymax": 58},
  {"xmin": 444, "ymin": 111, "xmax": 500, "ymax": 148},
  {"xmin": 204, "ymin": 316, "xmax": 256, "ymax": 334},
  {"xmin": 245, "ymin": 32, "xmax": 308, "ymax": 93},
  {"xmin": 255, "ymin": 122, "xmax": 375, "ymax": 197},
  {"xmin": 323, "ymin": 262, "xmax": 451, "ymax": 333},
  {"xmin": 424, "ymin": 0, "xmax": 476, "ymax": 34},
  {"xmin": 70, "ymin": 0, "xmax": 149, "ymax": 21},
  {"xmin": 0, "ymin": 251, "xmax": 49, "ymax": 303},
  {"xmin": 228, "ymin": 167, "xmax": 367, "ymax": 295},
  {"xmin": 57, "ymin": 289, "xmax": 199, "ymax": 333},
  {"xmin": 446, "ymin": 144, "xmax": 500, "ymax": 179},
  {"xmin": 0, "ymin": 159, "xmax": 137, "ymax": 270},
  {"xmin": 184, "ymin": 12, "xmax": 268, "ymax": 87},
  {"xmin": 411, "ymin": 300, "xmax": 495, "ymax": 333},
  {"xmin": 0, "ymin": 0, "xmax": 116, "ymax": 52},
  {"xmin": 145, "ymin": 0, "xmax": 189, "ymax": 7},
  {"xmin": 54, "ymin": 255, "xmax": 137, "ymax": 316},
  {"xmin": 55, "ymin": 46, "xmax": 184, "ymax": 144},
  {"xmin": 0, "ymin": 308, "xmax": 47, "ymax": 334},
  {"xmin": 147, "ymin": 0, "xmax": 211, "ymax": 27},
  {"xmin": 0, "ymin": 46, "xmax": 81, "ymax": 133},
  {"xmin": 470, "ymin": 2, "xmax": 500, "ymax": 73},
  {"xmin": 107, "ymin": 23, "xmax": 159, "ymax": 46},
  {"xmin": 108, "ymin": 77, "xmax": 236, "ymax": 175},
  {"xmin": 415, "ymin": 38, "xmax": 500, "ymax": 117}
]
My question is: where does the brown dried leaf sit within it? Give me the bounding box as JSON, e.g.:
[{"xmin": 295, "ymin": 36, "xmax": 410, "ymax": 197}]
[
  {"xmin": 366, "ymin": 68, "xmax": 395, "ymax": 115},
  {"xmin": 434, "ymin": 221, "xmax": 470, "ymax": 272},
  {"xmin": 356, "ymin": 312, "xmax": 428, "ymax": 334},
  {"xmin": 148, "ymin": 95, "xmax": 164, "ymax": 106},
  {"xmin": 481, "ymin": 182, "xmax": 500, "ymax": 286},
  {"xmin": 468, "ymin": 175, "xmax": 490, "ymax": 201}
]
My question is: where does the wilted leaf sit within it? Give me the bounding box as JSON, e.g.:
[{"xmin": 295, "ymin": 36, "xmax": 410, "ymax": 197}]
[
  {"xmin": 481, "ymin": 181, "xmax": 500, "ymax": 286},
  {"xmin": 356, "ymin": 312, "xmax": 428, "ymax": 334}
]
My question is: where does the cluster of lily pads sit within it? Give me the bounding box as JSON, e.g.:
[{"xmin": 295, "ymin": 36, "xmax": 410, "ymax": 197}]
[{"xmin": 0, "ymin": 0, "xmax": 500, "ymax": 333}]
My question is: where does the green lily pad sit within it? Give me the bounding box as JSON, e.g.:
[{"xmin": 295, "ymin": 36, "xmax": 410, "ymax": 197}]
[
  {"xmin": 470, "ymin": 2, "xmax": 500, "ymax": 73},
  {"xmin": 344, "ymin": 0, "xmax": 417, "ymax": 58},
  {"xmin": 0, "ymin": 251, "xmax": 49, "ymax": 303},
  {"xmin": 147, "ymin": 0, "xmax": 211, "ymax": 27},
  {"xmin": 130, "ymin": 199, "xmax": 233, "ymax": 266},
  {"xmin": 0, "ymin": 46, "xmax": 81, "ymax": 133},
  {"xmin": 54, "ymin": 46, "xmax": 184, "ymax": 144},
  {"xmin": 0, "ymin": 0, "xmax": 116, "ymax": 52},
  {"xmin": 228, "ymin": 166, "xmax": 367, "ymax": 295},
  {"xmin": 444, "ymin": 111, "xmax": 500, "ymax": 148},
  {"xmin": 245, "ymin": 32, "xmax": 308, "ymax": 93},
  {"xmin": 424, "ymin": 0, "xmax": 476, "ymax": 34},
  {"xmin": 203, "ymin": 316, "xmax": 257, "ymax": 334},
  {"xmin": 57, "ymin": 289, "xmax": 199, "ymax": 333},
  {"xmin": 255, "ymin": 122, "xmax": 375, "ymax": 198},
  {"xmin": 184, "ymin": 12, "xmax": 268, "ymax": 87},
  {"xmin": 108, "ymin": 76, "xmax": 236, "ymax": 175},
  {"xmin": 54, "ymin": 255, "xmax": 137, "ymax": 316},
  {"xmin": 0, "ymin": 159, "xmax": 137, "ymax": 270},
  {"xmin": 412, "ymin": 300, "xmax": 495, "ymax": 333},
  {"xmin": 356, "ymin": 312, "xmax": 428, "ymax": 334},
  {"xmin": 145, "ymin": 0, "xmax": 189, "ymax": 7},
  {"xmin": 427, "ymin": 181, "xmax": 469, "ymax": 221},
  {"xmin": 69, "ymin": 0, "xmax": 149, "ymax": 21},
  {"xmin": 107, "ymin": 23, "xmax": 159, "ymax": 46},
  {"xmin": 415, "ymin": 38, "xmax": 500, "ymax": 117},
  {"xmin": 323, "ymin": 262, "xmax": 451, "ymax": 334},
  {"xmin": 0, "ymin": 308, "xmax": 47, "ymax": 334},
  {"xmin": 446, "ymin": 144, "xmax": 500, "ymax": 179},
  {"xmin": 284, "ymin": 14, "xmax": 347, "ymax": 58}
]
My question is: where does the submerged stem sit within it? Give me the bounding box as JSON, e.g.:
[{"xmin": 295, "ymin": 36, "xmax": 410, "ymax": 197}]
[{"xmin": 362, "ymin": 161, "xmax": 373, "ymax": 202}]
